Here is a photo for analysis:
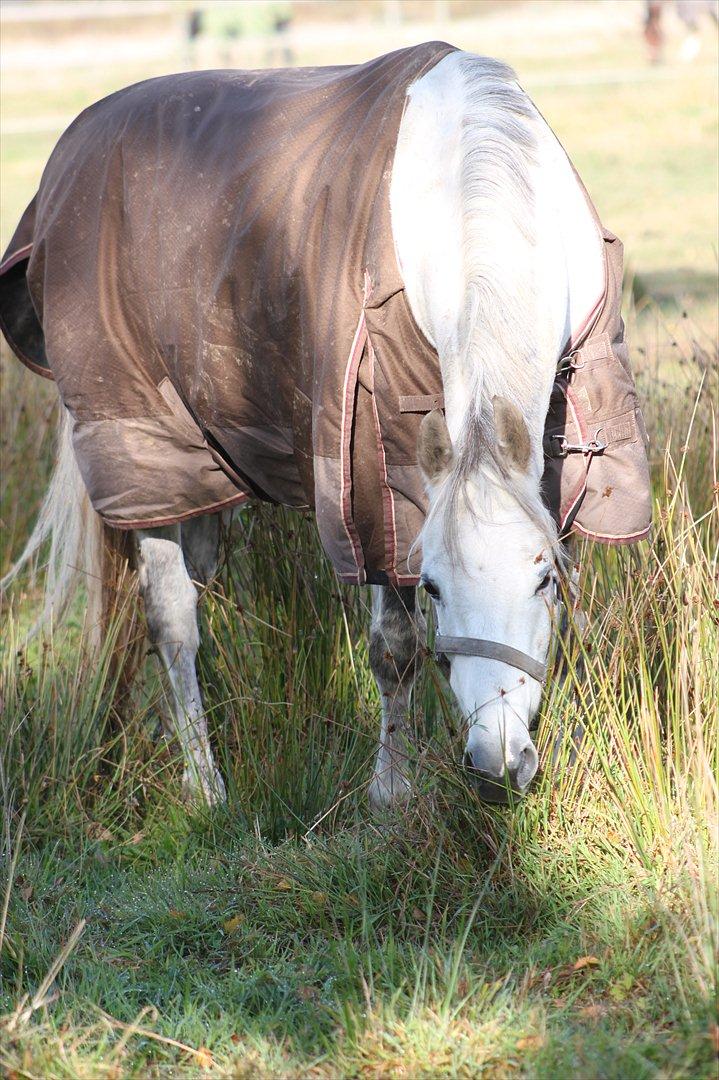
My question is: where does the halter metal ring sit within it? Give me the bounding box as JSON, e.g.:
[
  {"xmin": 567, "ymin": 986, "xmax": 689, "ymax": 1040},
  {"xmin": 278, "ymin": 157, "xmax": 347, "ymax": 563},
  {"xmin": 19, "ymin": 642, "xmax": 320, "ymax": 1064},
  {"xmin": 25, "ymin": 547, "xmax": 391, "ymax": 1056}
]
[{"xmin": 434, "ymin": 635, "xmax": 547, "ymax": 684}]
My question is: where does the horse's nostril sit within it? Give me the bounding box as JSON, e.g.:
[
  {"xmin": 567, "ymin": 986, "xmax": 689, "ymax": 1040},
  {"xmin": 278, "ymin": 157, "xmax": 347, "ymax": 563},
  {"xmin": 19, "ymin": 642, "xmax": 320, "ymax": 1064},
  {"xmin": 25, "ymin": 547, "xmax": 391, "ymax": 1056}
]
[{"xmin": 510, "ymin": 742, "xmax": 539, "ymax": 790}]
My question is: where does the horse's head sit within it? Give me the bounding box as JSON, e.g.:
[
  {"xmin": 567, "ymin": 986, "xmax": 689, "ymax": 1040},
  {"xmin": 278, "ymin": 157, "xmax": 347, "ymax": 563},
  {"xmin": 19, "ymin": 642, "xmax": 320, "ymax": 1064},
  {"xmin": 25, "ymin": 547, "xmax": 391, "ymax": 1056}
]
[{"xmin": 417, "ymin": 400, "xmax": 560, "ymax": 803}]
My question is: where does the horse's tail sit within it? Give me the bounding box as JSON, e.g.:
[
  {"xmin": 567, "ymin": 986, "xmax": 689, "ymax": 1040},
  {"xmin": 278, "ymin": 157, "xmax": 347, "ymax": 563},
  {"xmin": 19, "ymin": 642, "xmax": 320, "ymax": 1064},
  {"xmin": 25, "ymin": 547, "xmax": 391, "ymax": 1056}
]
[{"xmin": 1, "ymin": 405, "xmax": 140, "ymax": 667}]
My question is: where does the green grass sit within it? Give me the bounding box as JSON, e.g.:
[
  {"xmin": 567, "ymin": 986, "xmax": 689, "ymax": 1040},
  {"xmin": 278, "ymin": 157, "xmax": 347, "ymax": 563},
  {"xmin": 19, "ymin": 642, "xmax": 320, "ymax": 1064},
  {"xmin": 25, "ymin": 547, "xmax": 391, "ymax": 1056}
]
[
  {"xmin": 1, "ymin": 322, "xmax": 716, "ymax": 1078},
  {"xmin": 1, "ymin": 5, "xmax": 718, "ymax": 1077}
]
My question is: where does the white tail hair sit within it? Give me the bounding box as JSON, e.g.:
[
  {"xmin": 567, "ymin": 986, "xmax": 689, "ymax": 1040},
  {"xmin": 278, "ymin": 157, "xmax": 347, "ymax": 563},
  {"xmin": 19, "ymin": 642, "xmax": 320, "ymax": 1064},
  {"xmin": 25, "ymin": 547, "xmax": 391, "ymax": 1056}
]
[{"xmin": 1, "ymin": 406, "xmax": 107, "ymax": 650}]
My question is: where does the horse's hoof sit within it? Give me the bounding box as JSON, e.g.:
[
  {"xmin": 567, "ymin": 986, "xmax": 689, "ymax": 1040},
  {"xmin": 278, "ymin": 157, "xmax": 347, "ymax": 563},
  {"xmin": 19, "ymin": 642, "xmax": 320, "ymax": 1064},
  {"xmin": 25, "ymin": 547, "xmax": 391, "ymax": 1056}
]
[
  {"xmin": 181, "ymin": 767, "xmax": 227, "ymax": 807},
  {"xmin": 368, "ymin": 770, "xmax": 412, "ymax": 811}
]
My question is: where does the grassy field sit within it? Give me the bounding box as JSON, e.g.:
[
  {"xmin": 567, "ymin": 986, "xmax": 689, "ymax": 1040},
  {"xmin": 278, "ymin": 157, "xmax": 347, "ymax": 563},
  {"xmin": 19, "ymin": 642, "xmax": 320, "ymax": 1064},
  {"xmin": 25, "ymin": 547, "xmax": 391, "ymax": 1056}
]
[{"xmin": 1, "ymin": 3, "xmax": 717, "ymax": 1077}]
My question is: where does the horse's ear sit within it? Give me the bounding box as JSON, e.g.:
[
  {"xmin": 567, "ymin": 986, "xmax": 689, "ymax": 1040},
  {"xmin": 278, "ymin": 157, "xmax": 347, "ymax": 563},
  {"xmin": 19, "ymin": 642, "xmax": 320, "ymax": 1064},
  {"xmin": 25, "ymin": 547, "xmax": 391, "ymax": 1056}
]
[
  {"xmin": 418, "ymin": 410, "xmax": 454, "ymax": 483},
  {"xmin": 492, "ymin": 396, "xmax": 531, "ymax": 474}
]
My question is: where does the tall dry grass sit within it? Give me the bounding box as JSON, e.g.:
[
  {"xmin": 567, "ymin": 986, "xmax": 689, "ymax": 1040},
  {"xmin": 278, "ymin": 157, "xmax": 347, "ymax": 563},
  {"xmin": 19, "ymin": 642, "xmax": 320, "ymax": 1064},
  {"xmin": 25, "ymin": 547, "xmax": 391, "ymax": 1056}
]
[{"xmin": 0, "ymin": 307, "xmax": 716, "ymax": 1076}]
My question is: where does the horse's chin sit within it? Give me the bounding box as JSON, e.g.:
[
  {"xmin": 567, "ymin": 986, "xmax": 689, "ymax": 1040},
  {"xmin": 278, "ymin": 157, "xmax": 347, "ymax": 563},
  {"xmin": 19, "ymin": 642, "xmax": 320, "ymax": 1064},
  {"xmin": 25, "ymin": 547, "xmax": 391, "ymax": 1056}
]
[
  {"xmin": 471, "ymin": 775, "xmax": 533, "ymax": 805},
  {"xmin": 462, "ymin": 747, "xmax": 539, "ymax": 805}
]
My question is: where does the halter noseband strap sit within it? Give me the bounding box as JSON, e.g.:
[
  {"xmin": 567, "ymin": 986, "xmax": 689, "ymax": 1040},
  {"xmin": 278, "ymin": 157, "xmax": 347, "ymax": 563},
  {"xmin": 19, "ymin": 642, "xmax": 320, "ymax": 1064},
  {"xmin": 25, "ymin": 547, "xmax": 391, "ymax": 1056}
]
[{"xmin": 434, "ymin": 635, "xmax": 547, "ymax": 684}]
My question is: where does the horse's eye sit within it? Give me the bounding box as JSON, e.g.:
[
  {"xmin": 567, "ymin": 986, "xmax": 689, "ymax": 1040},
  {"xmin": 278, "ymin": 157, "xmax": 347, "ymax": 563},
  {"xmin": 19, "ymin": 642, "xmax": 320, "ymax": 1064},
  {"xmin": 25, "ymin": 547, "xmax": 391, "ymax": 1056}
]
[
  {"xmin": 421, "ymin": 578, "xmax": 441, "ymax": 602},
  {"xmin": 536, "ymin": 571, "xmax": 552, "ymax": 594}
]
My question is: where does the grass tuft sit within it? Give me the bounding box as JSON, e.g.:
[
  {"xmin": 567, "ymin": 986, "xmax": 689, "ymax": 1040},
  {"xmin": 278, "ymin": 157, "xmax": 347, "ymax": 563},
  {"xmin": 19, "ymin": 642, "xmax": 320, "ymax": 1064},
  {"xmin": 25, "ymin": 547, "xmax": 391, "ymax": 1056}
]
[{"xmin": 0, "ymin": 306, "xmax": 716, "ymax": 1077}]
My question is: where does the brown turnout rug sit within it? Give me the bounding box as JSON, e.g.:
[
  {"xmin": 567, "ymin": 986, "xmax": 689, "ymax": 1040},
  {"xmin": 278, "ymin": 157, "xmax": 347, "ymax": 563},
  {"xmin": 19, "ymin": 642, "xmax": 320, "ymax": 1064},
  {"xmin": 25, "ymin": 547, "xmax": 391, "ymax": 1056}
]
[{"xmin": 0, "ymin": 42, "xmax": 651, "ymax": 584}]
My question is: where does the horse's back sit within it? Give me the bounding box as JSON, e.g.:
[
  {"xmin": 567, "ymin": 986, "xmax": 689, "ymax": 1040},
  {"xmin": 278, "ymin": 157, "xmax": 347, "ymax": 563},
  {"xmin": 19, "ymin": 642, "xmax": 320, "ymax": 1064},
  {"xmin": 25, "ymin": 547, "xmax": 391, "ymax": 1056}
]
[
  {"xmin": 0, "ymin": 42, "xmax": 457, "ymax": 568},
  {"xmin": 10, "ymin": 45, "xmax": 453, "ymax": 400}
]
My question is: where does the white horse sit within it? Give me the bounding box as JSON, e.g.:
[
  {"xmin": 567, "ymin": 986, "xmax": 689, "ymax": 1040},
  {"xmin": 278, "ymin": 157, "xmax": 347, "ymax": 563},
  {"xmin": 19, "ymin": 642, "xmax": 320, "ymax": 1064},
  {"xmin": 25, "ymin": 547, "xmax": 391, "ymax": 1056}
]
[{"xmin": 3, "ymin": 51, "xmax": 604, "ymax": 808}]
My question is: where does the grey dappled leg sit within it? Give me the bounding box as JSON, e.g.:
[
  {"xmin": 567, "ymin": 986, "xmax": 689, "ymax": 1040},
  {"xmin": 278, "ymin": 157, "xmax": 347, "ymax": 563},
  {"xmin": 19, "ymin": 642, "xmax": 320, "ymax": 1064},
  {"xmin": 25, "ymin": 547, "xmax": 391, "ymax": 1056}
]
[
  {"xmin": 180, "ymin": 513, "xmax": 221, "ymax": 586},
  {"xmin": 368, "ymin": 585, "xmax": 425, "ymax": 809},
  {"xmin": 135, "ymin": 525, "xmax": 225, "ymax": 806}
]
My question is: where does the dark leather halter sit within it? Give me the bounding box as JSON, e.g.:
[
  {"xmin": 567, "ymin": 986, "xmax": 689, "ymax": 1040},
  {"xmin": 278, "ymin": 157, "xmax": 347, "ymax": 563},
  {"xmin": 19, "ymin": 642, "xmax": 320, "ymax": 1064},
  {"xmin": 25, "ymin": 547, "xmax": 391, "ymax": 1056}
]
[{"xmin": 434, "ymin": 634, "xmax": 547, "ymax": 684}]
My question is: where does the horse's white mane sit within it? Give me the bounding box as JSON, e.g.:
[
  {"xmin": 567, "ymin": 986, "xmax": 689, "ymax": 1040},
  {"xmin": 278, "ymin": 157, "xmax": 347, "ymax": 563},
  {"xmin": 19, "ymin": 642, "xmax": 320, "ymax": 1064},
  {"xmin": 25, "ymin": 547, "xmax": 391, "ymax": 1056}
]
[
  {"xmin": 454, "ymin": 54, "xmax": 540, "ymax": 416},
  {"xmin": 439, "ymin": 54, "xmax": 558, "ymax": 552}
]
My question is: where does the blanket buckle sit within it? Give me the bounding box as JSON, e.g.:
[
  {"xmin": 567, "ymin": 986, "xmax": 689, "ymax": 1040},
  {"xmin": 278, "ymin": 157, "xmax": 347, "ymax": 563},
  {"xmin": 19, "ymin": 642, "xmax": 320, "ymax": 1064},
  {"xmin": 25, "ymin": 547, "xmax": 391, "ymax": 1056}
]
[
  {"xmin": 546, "ymin": 428, "xmax": 607, "ymax": 459},
  {"xmin": 557, "ymin": 349, "xmax": 586, "ymax": 375}
]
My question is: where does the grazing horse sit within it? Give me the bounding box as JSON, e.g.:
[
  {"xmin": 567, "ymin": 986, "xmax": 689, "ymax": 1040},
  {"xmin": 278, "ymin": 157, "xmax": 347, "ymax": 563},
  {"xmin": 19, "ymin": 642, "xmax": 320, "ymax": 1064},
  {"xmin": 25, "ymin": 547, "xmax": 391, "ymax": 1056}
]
[{"xmin": 0, "ymin": 45, "xmax": 647, "ymax": 808}]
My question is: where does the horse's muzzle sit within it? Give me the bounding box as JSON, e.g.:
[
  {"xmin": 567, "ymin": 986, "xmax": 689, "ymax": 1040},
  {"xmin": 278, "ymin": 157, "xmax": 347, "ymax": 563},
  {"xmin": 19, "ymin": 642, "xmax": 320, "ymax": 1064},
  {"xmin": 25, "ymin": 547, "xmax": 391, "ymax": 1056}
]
[{"xmin": 463, "ymin": 740, "xmax": 539, "ymax": 804}]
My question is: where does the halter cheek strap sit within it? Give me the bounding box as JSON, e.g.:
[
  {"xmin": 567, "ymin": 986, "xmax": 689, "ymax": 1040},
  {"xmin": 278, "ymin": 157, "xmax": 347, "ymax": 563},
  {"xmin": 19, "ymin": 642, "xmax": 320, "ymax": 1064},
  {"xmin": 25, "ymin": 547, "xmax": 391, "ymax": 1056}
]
[{"xmin": 433, "ymin": 635, "xmax": 547, "ymax": 684}]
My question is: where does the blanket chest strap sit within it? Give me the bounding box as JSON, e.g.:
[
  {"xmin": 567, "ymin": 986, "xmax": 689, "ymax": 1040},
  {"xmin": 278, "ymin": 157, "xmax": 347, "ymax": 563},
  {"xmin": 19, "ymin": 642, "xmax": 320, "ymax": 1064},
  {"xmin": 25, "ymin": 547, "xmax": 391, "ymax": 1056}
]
[{"xmin": 398, "ymin": 393, "xmax": 445, "ymax": 413}]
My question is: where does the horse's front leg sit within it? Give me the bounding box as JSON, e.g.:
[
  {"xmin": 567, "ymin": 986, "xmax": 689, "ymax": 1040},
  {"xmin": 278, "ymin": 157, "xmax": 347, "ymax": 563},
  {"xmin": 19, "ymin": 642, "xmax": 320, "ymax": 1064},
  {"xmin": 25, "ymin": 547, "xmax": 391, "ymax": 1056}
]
[
  {"xmin": 135, "ymin": 522, "xmax": 225, "ymax": 806},
  {"xmin": 368, "ymin": 585, "xmax": 425, "ymax": 809}
]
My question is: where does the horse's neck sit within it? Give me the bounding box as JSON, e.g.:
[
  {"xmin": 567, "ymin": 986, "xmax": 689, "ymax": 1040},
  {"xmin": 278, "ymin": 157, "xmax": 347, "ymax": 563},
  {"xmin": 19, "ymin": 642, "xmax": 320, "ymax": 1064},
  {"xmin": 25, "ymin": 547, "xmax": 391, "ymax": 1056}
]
[{"xmin": 391, "ymin": 51, "xmax": 605, "ymax": 456}]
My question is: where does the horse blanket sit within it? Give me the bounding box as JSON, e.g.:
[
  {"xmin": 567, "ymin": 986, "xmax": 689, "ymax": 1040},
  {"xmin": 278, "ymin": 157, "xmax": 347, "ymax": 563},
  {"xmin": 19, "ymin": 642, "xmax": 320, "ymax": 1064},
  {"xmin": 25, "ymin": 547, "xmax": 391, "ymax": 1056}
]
[{"xmin": 0, "ymin": 42, "xmax": 651, "ymax": 586}]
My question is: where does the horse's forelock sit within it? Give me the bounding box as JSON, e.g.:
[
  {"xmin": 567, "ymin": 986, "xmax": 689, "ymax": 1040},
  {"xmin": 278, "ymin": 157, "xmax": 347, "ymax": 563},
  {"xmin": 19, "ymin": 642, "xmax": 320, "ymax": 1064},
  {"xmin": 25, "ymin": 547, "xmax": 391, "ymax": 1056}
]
[{"xmin": 418, "ymin": 402, "xmax": 561, "ymax": 573}]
